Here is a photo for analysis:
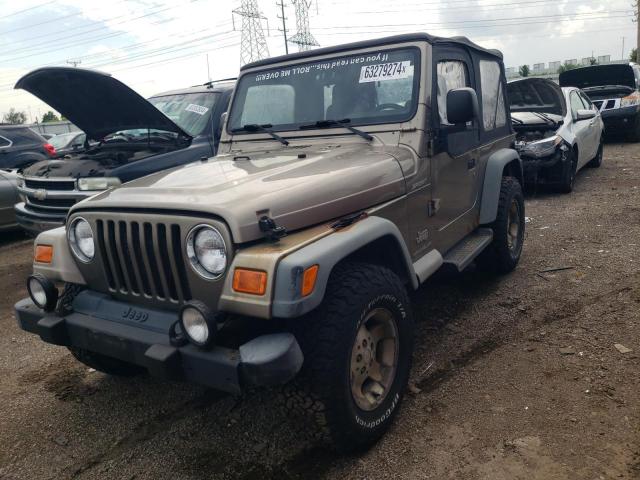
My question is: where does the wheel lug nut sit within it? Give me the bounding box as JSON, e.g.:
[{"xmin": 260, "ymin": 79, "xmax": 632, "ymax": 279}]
[
  {"xmin": 356, "ymin": 354, "xmax": 362, "ymax": 362},
  {"xmin": 363, "ymin": 339, "xmax": 368, "ymax": 347}
]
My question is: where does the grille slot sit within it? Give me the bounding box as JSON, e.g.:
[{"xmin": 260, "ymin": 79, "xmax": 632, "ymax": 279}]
[
  {"xmin": 97, "ymin": 219, "xmax": 190, "ymax": 303},
  {"xmin": 24, "ymin": 179, "xmax": 75, "ymax": 191}
]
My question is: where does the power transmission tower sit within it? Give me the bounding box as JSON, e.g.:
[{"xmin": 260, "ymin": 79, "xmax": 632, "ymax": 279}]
[
  {"xmin": 289, "ymin": 0, "xmax": 319, "ymax": 52},
  {"xmin": 66, "ymin": 59, "xmax": 81, "ymax": 67},
  {"xmin": 232, "ymin": 0, "xmax": 270, "ymax": 66}
]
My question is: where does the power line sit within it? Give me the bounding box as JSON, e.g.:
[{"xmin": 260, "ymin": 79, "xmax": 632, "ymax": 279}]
[{"xmin": 0, "ymin": 0, "xmax": 56, "ymax": 20}]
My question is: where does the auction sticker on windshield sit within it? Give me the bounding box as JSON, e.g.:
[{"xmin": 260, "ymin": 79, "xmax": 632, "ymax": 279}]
[
  {"xmin": 185, "ymin": 104, "xmax": 209, "ymax": 115},
  {"xmin": 359, "ymin": 61, "xmax": 413, "ymax": 83}
]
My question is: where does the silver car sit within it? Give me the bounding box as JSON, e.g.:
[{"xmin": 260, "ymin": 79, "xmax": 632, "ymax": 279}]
[
  {"xmin": 509, "ymin": 77, "xmax": 605, "ymax": 192},
  {"xmin": 0, "ymin": 169, "xmax": 20, "ymax": 232}
]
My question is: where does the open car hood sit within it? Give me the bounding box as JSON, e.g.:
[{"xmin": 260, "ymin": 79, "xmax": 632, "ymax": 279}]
[
  {"xmin": 507, "ymin": 78, "xmax": 567, "ymax": 117},
  {"xmin": 15, "ymin": 67, "xmax": 189, "ymax": 141},
  {"xmin": 559, "ymin": 64, "xmax": 637, "ymax": 91}
]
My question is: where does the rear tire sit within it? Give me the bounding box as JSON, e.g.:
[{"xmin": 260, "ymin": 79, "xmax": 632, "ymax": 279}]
[
  {"xmin": 477, "ymin": 176, "xmax": 525, "ymax": 274},
  {"xmin": 587, "ymin": 140, "xmax": 603, "ymax": 168},
  {"xmin": 283, "ymin": 262, "xmax": 414, "ymax": 452}
]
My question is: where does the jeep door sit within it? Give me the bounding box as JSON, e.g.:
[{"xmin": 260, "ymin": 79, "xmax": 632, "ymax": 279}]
[{"xmin": 430, "ymin": 49, "xmax": 480, "ymax": 248}]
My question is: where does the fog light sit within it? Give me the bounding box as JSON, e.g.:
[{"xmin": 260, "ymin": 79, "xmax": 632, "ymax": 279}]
[
  {"xmin": 179, "ymin": 301, "xmax": 217, "ymax": 348},
  {"xmin": 27, "ymin": 274, "xmax": 58, "ymax": 312}
]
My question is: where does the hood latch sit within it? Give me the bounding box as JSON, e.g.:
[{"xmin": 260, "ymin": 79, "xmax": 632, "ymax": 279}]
[{"xmin": 259, "ymin": 216, "xmax": 287, "ymax": 242}]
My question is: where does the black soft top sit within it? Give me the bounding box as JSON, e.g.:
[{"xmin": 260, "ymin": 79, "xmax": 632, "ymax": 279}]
[{"xmin": 242, "ymin": 32, "xmax": 502, "ymax": 70}]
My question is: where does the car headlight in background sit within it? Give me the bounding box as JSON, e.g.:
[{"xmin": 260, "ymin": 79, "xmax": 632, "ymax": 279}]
[
  {"xmin": 186, "ymin": 225, "xmax": 227, "ymax": 279},
  {"xmin": 621, "ymin": 93, "xmax": 640, "ymax": 108},
  {"xmin": 521, "ymin": 135, "xmax": 563, "ymax": 158},
  {"xmin": 68, "ymin": 217, "xmax": 95, "ymax": 262},
  {"xmin": 77, "ymin": 177, "xmax": 121, "ymax": 191}
]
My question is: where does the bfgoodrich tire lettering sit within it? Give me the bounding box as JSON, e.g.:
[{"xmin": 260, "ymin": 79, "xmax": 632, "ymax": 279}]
[{"xmin": 283, "ymin": 262, "xmax": 414, "ymax": 452}]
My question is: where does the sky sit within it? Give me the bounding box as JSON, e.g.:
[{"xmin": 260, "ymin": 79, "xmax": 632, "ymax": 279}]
[{"xmin": 0, "ymin": 0, "xmax": 636, "ymax": 122}]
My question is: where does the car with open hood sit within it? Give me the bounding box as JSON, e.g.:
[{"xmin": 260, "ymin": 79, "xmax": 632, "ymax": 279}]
[
  {"xmin": 15, "ymin": 33, "xmax": 525, "ymax": 451},
  {"xmin": 560, "ymin": 63, "xmax": 640, "ymax": 141},
  {"xmin": 508, "ymin": 77, "xmax": 604, "ymax": 192},
  {"xmin": 13, "ymin": 67, "xmax": 234, "ymax": 234}
]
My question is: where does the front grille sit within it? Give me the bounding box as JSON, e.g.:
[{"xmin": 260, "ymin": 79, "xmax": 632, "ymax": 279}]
[
  {"xmin": 605, "ymin": 100, "xmax": 616, "ymax": 109},
  {"xmin": 25, "ymin": 178, "xmax": 75, "ymax": 191},
  {"xmin": 593, "ymin": 101, "xmax": 604, "ymax": 110},
  {"xmin": 95, "ymin": 219, "xmax": 192, "ymax": 304},
  {"xmin": 27, "ymin": 197, "xmax": 76, "ymax": 208}
]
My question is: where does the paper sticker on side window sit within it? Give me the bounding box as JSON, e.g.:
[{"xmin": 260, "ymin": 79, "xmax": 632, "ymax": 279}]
[
  {"xmin": 185, "ymin": 104, "xmax": 209, "ymax": 115},
  {"xmin": 359, "ymin": 61, "xmax": 413, "ymax": 83}
]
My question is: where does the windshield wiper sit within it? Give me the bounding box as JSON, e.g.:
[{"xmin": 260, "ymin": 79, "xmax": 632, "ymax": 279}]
[
  {"xmin": 299, "ymin": 118, "xmax": 373, "ymax": 141},
  {"xmin": 532, "ymin": 112, "xmax": 557, "ymax": 126},
  {"xmin": 231, "ymin": 124, "xmax": 289, "ymax": 146}
]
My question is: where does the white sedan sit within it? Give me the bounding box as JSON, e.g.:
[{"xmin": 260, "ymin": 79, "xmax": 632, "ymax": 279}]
[{"xmin": 508, "ymin": 77, "xmax": 605, "ymax": 192}]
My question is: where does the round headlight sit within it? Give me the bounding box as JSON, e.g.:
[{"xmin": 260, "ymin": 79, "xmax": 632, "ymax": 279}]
[
  {"xmin": 68, "ymin": 217, "xmax": 95, "ymax": 262},
  {"xmin": 186, "ymin": 225, "xmax": 227, "ymax": 279},
  {"xmin": 27, "ymin": 274, "xmax": 58, "ymax": 311},
  {"xmin": 179, "ymin": 301, "xmax": 217, "ymax": 348}
]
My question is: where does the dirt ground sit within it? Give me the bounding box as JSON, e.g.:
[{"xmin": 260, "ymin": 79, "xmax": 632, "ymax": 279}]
[{"xmin": 0, "ymin": 142, "xmax": 638, "ymax": 480}]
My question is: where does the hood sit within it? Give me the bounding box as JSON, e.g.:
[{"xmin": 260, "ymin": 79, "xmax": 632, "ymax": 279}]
[
  {"xmin": 71, "ymin": 143, "xmax": 407, "ymax": 243},
  {"xmin": 507, "ymin": 78, "xmax": 567, "ymax": 116},
  {"xmin": 15, "ymin": 67, "xmax": 189, "ymax": 141},
  {"xmin": 21, "ymin": 158, "xmax": 108, "ymax": 179},
  {"xmin": 559, "ymin": 64, "xmax": 637, "ymax": 90}
]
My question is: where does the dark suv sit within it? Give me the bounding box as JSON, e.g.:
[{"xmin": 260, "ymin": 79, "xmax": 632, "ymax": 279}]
[
  {"xmin": 14, "ymin": 67, "xmax": 234, "ymax": 234},
  {"xmin": 0, "ymin": 125, "xmax": 54, "ymax": 169}
]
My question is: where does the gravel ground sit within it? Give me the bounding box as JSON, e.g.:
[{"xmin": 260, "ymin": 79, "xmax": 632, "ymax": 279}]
[{"xmin": 0, "ymin": 142, "xmax": 638, "ymax": 480}]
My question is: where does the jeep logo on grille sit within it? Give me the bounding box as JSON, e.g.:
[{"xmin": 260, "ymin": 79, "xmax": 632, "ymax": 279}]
[
  {"xmin": 121, "ymin": 307, "xmax": 149, "ymax": 323},
  {"xmin": 34, "ymin": 189, "xmax": 47, "ymax": 201}
]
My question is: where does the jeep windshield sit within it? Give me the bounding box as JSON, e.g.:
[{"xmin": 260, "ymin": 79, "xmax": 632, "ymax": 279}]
[{"xmin": 228, "ymin": 48, "xmax": 420, "ymax": 135}]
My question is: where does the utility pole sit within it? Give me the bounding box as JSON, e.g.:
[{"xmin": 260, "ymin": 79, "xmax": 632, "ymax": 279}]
[
  {"xmin": 289, "ymin": 0, "xmax": 319, "ymax": 52},
  {"xmin": 66, "ymin": 59, "xmax": 81, "ymax": 67},
  {"xmin": 622, "ymin": 36, "xmax": 626, "ymax": 61},
  {"xmin": 206, "ymin": 53, "xmax": 211, "ymax": 82},
  {"xmin": 232, "ymin": 0, "xmax": 270, "ymax": 66},
  {"xmin": 276, "ymin": 0, "xmax": 289, "ymax": 55}
]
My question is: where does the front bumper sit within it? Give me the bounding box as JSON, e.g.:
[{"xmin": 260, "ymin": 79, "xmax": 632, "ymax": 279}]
[
  {"xmin": 600, "ymin": 105, "xmax": 640, "ymax": 132},
  {"xmin": 14, "ymin": 202, "xmax": 65, "ymax": 234},
  {"xmin": 14, "ymin": 292, "xmax": 303, "ymax": 394},
  {"xmin": 520, "ymin": 147, "xmax": 567, "ymax": 184}
]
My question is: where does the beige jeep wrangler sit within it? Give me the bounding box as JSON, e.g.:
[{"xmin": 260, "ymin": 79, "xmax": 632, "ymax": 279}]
[{"xmin": 15, "ymin": 33, "xmax": 525, "ymax": 451}]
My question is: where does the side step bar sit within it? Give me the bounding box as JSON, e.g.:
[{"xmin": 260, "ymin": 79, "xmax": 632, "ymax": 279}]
[{"xmin": 442, "ymin": 228, "xmax": 493, "ymax": 272}]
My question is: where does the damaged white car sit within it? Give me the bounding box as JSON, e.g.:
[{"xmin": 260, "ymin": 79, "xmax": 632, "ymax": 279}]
[{"xmin": 508, "ymin": 78, "xmax": 604, "ymax": 192}]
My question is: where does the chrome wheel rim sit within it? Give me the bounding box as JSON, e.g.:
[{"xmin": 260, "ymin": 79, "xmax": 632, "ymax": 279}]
[
  {"xmin": 507, "ymin": 199, "xmax": 520, "ymax": 251},
  {"xmin": 350, "ymin": 307, "xmax": 399, "ymax": 411}
]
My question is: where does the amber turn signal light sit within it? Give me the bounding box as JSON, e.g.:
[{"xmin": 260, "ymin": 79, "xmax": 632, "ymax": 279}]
[
  {"xmin": 34, "ymin": 245, "xmax": 53, "ymax": 264},
  {"xmin": 301, "ymin": 265, "xmax": 319, "ymax": 297},
  {"xmin": 232, "ymin": 269, "xmax": 267, "ymax": 295}
]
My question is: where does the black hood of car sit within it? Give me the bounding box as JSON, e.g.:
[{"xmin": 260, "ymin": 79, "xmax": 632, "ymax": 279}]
[
  {"xmin": 507, "ymin": 78, "xmax": 567, "ymax": 117},
  {"xmin": 559, "ymin": 64, "xmax": 637, "ymax": 90},
  {"xmin": 15, "ymin": 67, "xmax": 190, "ymax": 141}
]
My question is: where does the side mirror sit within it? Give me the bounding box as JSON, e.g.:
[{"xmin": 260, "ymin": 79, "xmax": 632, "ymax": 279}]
[
  {"xmin": 576, "ymin": 109, "xmax": 596, "ymax": 121},
  {"xmin": 446, "ymin": 88, "xmax": 479, "ymax": 125}
]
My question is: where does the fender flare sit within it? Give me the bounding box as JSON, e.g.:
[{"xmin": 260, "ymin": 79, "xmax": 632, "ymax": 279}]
[
  {"xmin": 479, "ymin": 148, "xmax": 523, "ymax": 225},
  {"xmin": 272, "ymin": 216, "xmax": 418, "ymax": 319}
]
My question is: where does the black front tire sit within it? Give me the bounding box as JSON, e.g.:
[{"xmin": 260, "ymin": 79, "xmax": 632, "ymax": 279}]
[
  {"xmin": 557, "ymin": 149, "xmax": 577, "ymax": 193},
  {"xmin": 284, "ymin": 262, "xmax": 414, "ymax": 452},
  {"xmin": 477, "ymin": 176, "xmax": 525, "ymax": 274}
]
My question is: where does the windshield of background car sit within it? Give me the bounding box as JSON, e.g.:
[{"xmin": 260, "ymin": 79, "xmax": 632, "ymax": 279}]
[
  {"xmin": 49, "ymin": 132, "xmax": 79, "ymax": 149},
  {"xmin": 148, "ymin": 92, "xmax": 219, "ymax": 136},
  {"xmin": 228, "ymin": 47, "xmax": 420, "ymax": 133}
]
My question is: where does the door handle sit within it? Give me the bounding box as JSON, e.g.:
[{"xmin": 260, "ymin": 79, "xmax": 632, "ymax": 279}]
[{"xmin": 467, "ymin": 158, "xmax": 477, "ymax": 169}]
